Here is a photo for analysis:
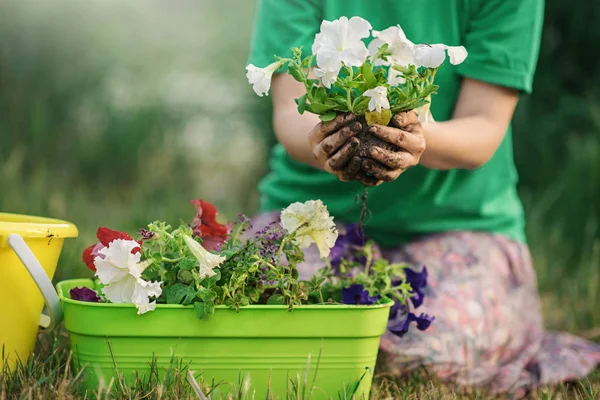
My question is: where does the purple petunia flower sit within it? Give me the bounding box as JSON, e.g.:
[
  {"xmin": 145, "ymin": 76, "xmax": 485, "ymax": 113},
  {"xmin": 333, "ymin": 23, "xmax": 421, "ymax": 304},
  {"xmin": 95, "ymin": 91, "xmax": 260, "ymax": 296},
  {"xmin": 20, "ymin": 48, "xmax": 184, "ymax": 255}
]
[
  {"xmin": 389, "ymin": 299, "xmax": 405, "ymax": 320},
  {"xmin": 393, "ymin": 265, "xmax": 428, "ymax": 308},
  {"xmin": 388, "ymin": 312, "xmax": 434, "ymax": 337},
  {"xmin": 341, "ymin": 284, "xmax": 380, "ymax": 305},
  {"xmin": 69, "ymin": 286, "xmax": 102, "ymax": 302},
  {"xmin": 329, "ymin": 224, "xmax": 367, "ymax": 268}
]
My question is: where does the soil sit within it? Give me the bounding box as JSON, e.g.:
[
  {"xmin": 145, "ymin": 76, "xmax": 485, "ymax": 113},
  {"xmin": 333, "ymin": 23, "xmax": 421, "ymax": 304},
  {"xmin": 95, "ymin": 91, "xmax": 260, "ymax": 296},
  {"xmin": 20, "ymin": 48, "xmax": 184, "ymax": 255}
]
[{"xmin": 340, "ymin": 115, "xmax": 401, "ymax": 186}]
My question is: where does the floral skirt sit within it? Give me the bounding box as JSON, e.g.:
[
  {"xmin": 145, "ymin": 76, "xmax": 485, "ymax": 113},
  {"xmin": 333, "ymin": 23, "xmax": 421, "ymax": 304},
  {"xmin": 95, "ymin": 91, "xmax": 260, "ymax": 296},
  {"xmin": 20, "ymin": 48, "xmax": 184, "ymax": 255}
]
[{"xmin": 251, "ymin": 212, "xmax": 600, "ymax": 396}]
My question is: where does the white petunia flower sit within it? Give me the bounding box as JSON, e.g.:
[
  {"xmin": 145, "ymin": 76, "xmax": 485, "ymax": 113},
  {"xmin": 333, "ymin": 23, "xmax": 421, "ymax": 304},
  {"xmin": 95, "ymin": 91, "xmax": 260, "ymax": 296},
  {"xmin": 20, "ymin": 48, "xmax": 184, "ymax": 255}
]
[
  {"xmin": 413, "ymin": 44, "xmax": 468, "ymax": 68},
  {"xmin": 95, "ymin": 239, "xmax": 162, "ymax": 315},
  {"xmin": 413, "ymin": 44, "xmax": 448, "ymax": 68},
  {"xmin": 314, "ymin": 67, "xmax": 339, "ymax": 89},
  {"xmin": 183, "ymin": 235, "xmax": 225, "ymax": 279},
  {"xmin": 311, "ymin": 16, "xmax": 372, "ymax": 86},
  {"xmin": 245, "ymin": 61, "xmax": 282, "ymax": 97},
  {"xmin": 368, "ymin": 25, "xmax": 415, "ymax": 67},
  {"xmin": 363, "ymin": 86, "xmax": 390, "ymax": 113},
  {"xmin": 280, "ymin": 200, "xmax": 338, "ymax": 259}
]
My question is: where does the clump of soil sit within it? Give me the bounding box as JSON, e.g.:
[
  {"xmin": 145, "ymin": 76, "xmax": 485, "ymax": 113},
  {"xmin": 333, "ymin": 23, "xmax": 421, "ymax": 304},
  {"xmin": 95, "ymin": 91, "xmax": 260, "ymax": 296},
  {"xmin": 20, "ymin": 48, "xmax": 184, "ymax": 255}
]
[{"xmin": 338, "ymin": 115, "xmax": 400, "ymax": 187}]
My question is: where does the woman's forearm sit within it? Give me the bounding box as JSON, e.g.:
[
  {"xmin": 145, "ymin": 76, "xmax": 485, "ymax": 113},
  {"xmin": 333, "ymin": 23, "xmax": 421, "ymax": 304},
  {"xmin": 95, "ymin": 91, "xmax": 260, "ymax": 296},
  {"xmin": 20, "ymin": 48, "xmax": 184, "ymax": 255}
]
[
  {"xmin": 273, "ymin": 106, "xmax": 324, "ymax": 169},
  {"xmin": 419, "ymin": 78, "xmax": 519, "ymax": 171},
  {"xmin": 420, "ymin": 116, "xmax": 507, "ymax": 170}
]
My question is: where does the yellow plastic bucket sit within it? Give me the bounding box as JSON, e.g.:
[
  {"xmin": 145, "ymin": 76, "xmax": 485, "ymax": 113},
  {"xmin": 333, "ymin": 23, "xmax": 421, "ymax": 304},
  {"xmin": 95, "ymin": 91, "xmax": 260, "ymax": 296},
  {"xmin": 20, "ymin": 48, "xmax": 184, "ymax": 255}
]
[{"xmin": 0, "ymin": 213, "xmax": 78, "ymax": 371}]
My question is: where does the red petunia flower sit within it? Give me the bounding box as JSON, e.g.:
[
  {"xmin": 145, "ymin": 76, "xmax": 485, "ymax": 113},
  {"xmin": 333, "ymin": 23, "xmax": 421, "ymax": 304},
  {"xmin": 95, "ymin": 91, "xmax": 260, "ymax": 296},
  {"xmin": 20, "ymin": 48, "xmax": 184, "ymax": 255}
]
[
  {"xmin": 190, "ymin": 199, "xmax": 231, "ymax": 251},
  {"xmin": 82, "ymin": 227, "xmax": 141, "ymax": 272}
]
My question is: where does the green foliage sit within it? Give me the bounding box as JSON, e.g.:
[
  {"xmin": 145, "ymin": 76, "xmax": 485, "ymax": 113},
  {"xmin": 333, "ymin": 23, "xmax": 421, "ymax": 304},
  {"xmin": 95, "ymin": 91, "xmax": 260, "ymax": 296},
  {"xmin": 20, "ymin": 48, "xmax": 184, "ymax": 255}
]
[
  {"xmin": 280, "ymin": 47, "xmax": 437, "ymax": 120},
  {"xmin": 118, "ymin": 214, "xmax": 416, "ymax": 321}
]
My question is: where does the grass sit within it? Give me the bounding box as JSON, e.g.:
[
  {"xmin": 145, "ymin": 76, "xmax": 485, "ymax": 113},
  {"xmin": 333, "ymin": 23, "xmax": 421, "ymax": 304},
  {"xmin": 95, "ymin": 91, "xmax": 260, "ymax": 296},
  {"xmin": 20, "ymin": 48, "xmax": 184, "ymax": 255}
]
[{"xmin": 1, "ymin": 329, "xmax": 598, "ymax": 399}]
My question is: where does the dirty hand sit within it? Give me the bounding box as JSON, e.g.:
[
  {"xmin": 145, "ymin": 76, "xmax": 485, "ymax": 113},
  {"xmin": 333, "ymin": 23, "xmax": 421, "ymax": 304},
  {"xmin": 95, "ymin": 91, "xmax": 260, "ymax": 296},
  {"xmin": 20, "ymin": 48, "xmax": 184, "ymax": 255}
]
[
  {"xmin": 308, "ymin": 113, "xmax": 364, "ymax": 181},
  {"xmin": 360, "ymin": 110, "xmax": 426, "ymax": 185}
]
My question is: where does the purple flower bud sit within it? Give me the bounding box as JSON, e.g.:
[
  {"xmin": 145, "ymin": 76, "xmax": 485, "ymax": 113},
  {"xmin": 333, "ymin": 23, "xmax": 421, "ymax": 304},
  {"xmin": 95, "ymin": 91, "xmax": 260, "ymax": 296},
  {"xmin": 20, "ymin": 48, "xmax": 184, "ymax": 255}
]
[{"xmin": 139, "ymin": 228, "xmax": 155, "ymax": 241}]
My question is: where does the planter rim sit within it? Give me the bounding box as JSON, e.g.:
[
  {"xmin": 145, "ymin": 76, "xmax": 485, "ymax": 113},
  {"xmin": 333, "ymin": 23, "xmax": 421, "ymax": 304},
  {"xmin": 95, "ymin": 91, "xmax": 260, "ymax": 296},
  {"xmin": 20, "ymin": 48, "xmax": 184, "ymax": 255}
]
[{"xmin": 57, "ymin": 278, "xmax": 393, "ymax": 310}]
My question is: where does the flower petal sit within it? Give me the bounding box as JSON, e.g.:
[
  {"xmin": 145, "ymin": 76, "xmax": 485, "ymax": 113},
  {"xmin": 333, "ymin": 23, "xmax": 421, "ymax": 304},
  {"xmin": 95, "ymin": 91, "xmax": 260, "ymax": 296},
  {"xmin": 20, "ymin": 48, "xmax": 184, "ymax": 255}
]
[
  {"xmin": 183, "ymin": 235, "xmax": 225, "ymax": 279},
  {"xmin": 346, "ymin": 16, "xmax": 372, "ymax": 42},
  {"xmin": 101, "ymin": 275, "xmax": 137, "ymax": 303},
  {"xmin": 82, "ymin": 242, "xmax": 103, "ymax": 272},
  {"xmin": 190, "ymin": 199, "xmax": 231, "ymax": 251},
  {"xmin": 446, "ymin": 45, "xmax": 468, "ymax": 65},
  {"xmin": 413, "ymin": 44, "xmax": 447, "ymax": 68},
  {"xmin": 363, "ymin": 86, "xmax": 390, "ymax": 113},
  {"xmin": 132, "ymin": 279, "xmax": 162, "ymax": 307},
  {"xmin": 96, "ymin": 227, "xmax": 135, "ymax": 247},
  {"xmin": 314, "ymin": 67, "xmax": 340, "ymax": 89},
  {"xmin": 136, "ymin": 301, "xmax": 157, "ymax": 315}
]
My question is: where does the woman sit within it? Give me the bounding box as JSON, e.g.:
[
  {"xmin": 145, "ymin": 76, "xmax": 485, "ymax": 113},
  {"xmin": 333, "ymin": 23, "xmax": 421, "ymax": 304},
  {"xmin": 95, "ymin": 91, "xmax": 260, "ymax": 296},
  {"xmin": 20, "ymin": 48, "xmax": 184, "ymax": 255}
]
[{"xmin": 247, "ymin": 0, "xmax": 599, "ymax": 396}]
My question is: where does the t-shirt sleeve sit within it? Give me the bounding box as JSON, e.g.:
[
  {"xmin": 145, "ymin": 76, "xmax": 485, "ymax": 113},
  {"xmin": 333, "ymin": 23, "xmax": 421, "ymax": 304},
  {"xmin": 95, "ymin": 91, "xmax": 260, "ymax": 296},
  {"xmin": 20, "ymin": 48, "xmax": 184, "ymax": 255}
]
[
  {"xmin": 247, "ymin": 0, "xmax": 322, "ymax": 69},
  {"xmin": 455, "ymin": 0, "xmax": 544, "ymax": 94}
]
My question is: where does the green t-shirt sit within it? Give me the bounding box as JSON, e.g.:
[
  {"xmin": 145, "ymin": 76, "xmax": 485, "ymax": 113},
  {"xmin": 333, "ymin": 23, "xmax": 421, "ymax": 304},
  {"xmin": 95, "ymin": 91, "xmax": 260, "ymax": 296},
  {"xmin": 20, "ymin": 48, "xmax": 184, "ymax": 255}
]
[{"xmin": 248, "ymin": 0, "xmax": 544, "ymax": 248}]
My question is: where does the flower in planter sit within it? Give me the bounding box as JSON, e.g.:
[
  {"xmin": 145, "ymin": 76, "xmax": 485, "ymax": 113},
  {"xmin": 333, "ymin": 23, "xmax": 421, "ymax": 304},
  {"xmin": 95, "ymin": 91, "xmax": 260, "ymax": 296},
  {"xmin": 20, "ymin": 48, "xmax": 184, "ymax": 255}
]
[
  {"xmin": 183, "ymin": 234, "xmax": 225, "ymax": 279},
  {"xmin": 280, "ymin": 200, "xmax": 338, "ymax": 258},
  {"xmin": 94, "ymin": 239, "xmax": 162, "ymax": 314},
  {"xmin": 69, "ymin": 286, "xmax": 102, "ymax": 302},
  {"xmin": 329, "ymin": 224, "xmax": 367, "ymax": 268},
  {"xmin": 341, "ymin": 284, "xmax": 380, "ymax": 305},
  {"xmin": 190, "ymin": 199, "xmax": 231, "ymax": 251},
  {"xmin": 82, "ymin": 227, "xmax": 141, "ymax": 271}
]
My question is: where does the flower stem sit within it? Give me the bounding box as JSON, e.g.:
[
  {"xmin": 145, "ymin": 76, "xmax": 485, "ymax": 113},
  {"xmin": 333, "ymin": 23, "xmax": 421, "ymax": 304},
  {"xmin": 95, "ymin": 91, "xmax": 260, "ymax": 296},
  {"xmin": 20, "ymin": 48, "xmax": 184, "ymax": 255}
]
[
  {"xmin": 162, "ymin": 256, "xmax": 183, "ymax": 263},
  {"xmin": 276, "ymin": 237, "xmax": 288, "ymax": 267},
  {"xmin": 318, "ymin": 289, "xmax": 325, "ymax": 304},
  {"xmin": 346, "ymin": 67, "xmax": 354, "ymax": 112}
]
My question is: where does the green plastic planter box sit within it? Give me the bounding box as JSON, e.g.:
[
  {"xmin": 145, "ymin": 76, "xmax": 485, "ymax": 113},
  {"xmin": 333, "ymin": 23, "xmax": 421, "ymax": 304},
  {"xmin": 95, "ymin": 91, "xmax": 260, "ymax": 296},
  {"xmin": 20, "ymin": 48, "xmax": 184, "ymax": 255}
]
[{"xmin": 57, "ymin": 279, "xmax": 392, "ymax": 399}]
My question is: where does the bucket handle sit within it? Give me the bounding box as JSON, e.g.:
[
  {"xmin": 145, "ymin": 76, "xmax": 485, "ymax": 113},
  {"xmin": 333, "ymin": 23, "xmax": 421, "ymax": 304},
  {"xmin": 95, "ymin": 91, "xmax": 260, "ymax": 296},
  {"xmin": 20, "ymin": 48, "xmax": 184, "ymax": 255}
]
[{"xmin": 7, "ymin": 234, "xmax": 63, "ymax": 330}]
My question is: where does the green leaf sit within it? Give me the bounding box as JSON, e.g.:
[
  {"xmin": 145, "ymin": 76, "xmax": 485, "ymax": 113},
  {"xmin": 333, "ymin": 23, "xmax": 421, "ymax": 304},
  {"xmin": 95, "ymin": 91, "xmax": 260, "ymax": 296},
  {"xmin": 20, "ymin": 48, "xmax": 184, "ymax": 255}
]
[
  {"xmin": 288, "ymin": 64, "xmax": 304, "ymax": 83},
  {"xmin": 311, "ymin": 87, "xmax": 327, "ymax": 104},
  {"xmin": 165, "ymin": 283, "xmax": 188, "ymax": 304},
  {"xmin": 182, "ymin": 285, "xmax": 197, "ymax": 305},
  {"xmin": 266, "ymin": 294, "xmax": 286, "ymax": 305},
  {"xmin": 301, "ymin": 55, "xmax": 313, "ymax": 68},
  {"xmin": 177, "ymin": 269, "xmax": 194, "ymax": 284},
  {"xmin": 295, "ymin": 94, "xmax": 307, "ymax": 114},
  {"xmin": 352, "ymin": 96, "xmax": 369, "ymax": 114},
  {"xmin": 178, "ymin": 257, "xmax": 196, "ymax": 271},
  {"xmin": 193, "ymin": 301, "xmax": 215, "ymax": 321},
  {"xmin": 197, "ymin": 287, "xmax": 217, "ymax": 302},
  {"xmin": 306, "ymin": 102, "xmax": 336, "ymax": 114},
  {"xmin": 418, "ymin": 84, "xmax": 439, "ymax": 99},
  {"xmin": 319, "ymin": 111, "xmax": 337, "ymax": 122},
  {"xmin": 247, "ymin": 286, "xmax": 261, "ymax": 303},
  {"xmin": 360, "ymin": 64, "xmax": 377, "ymax": 88}
]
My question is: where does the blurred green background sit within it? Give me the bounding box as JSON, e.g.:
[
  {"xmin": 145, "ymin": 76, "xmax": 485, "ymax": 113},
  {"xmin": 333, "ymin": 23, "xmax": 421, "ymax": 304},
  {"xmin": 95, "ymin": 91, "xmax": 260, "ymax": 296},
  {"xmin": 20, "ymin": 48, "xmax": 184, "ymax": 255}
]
[{"xmin": 0, "ymin": 0, "xmax": 598, "ymax": 335}]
